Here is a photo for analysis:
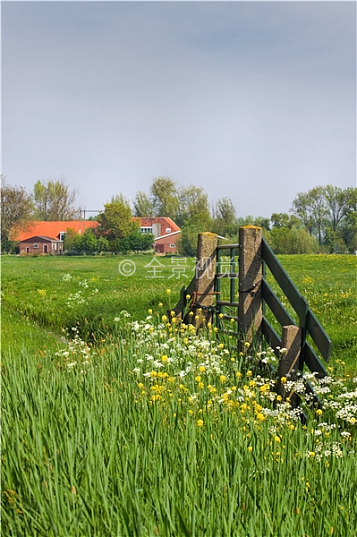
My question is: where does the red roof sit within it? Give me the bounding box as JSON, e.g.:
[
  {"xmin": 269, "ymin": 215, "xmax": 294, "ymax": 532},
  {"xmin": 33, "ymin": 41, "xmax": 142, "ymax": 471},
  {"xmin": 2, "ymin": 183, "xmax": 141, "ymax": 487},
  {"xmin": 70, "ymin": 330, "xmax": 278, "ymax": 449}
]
[
  {"xmin": 11, "ymin": 221, "xmax": 98, "ymax": 241},
  {"xmin": 12, "ymin": 217, "xmax": 180, "ymax": 242}
]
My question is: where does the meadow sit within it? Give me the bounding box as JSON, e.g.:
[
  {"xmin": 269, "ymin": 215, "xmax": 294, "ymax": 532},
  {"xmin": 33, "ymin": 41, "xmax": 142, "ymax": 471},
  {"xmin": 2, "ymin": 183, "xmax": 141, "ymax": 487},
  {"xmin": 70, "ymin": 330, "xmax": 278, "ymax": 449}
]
[{"xmin": 2, "ymin": 253, "xmax": 357, "ymax": 535}]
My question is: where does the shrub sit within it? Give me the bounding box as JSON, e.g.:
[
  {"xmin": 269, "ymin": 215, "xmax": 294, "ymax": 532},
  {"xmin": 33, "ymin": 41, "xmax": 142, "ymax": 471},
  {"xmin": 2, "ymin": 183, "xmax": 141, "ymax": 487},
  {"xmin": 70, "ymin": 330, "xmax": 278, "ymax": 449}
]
[{"xmin": 269, "ymin": 227, "xmax": 319, "ymax": 254}]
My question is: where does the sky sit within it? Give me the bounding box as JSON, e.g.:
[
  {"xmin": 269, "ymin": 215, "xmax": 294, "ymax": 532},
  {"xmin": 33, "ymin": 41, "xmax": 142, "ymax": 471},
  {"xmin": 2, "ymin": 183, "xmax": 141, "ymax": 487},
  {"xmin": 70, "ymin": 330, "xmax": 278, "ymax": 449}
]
[{"xmin": 2, "ymin": 1, "xmax": 356, "ymax": 218}]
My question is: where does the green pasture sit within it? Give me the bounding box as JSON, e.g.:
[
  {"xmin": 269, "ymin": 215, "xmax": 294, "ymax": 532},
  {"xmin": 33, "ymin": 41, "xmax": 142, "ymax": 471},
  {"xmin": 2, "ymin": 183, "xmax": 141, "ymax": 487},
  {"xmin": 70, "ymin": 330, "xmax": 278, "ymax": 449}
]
[
  {"xmin": 2, "ymin": 253, "xmax": 356, "ymax": 371},
  {"xmin": 2, "ymin": 254, "xmax": 357, "ymax": 535}
]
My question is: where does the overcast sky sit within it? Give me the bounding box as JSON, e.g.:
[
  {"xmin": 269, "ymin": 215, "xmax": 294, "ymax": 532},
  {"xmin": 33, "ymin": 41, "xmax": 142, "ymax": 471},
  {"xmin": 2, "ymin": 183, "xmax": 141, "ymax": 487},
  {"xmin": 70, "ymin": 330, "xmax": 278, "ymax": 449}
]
[{"xmin": 2, "ymin": 1, "xmax": 356, "ymax": 218}]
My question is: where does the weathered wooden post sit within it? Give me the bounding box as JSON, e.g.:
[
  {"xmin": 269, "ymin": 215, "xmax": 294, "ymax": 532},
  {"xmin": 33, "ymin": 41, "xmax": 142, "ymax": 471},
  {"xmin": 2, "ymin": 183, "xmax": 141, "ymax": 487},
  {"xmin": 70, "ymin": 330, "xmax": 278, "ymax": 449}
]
[
  {"xmin": 277, "ymin": 325, "xmax": 302, "ymax": 408},
  {"xmin": 187, "ymin": 232, "xmax": 218, "ymax": 328},
  {"xmin": 238, "ymin": 226, "xmax": 263, "ymax": 348}
]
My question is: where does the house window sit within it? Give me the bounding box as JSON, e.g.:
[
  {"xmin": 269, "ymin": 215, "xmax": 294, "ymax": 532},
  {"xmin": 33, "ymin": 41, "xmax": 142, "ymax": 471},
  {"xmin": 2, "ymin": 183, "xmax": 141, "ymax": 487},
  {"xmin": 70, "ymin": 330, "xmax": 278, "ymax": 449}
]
[
  {"xmin": 166, "ymin": 228, "xmax": 171, "ymax": 233},
  {"xmin": 59, "ymin": 232, "xmax": 66, "ymax": 241},
  {"xmin": 33, "ymin": 243, "xmax": 39, "ymax": 249},
  {"xmin": 141, "ymin": 227, "xmax": 153, "ymax": 234},
  {"xmin": 170, "ymin": 244, "xmax": 176, "ymax": 248}
]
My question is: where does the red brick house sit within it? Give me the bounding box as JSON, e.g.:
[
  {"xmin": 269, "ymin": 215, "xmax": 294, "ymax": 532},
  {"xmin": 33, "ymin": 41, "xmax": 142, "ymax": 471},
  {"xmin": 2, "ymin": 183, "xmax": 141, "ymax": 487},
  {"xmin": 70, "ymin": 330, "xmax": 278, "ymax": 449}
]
[
  {"xmin": 13, "ymin": 217, "xmax": 181, "ymax": 254},
  {"xmin": 133, "ymin": 217, "xmax": 181, "ymax": 254},
  {"xmin": 153, "ymin": 230, "xmax": 181, "ymax": 254},
  {"xmin": 19, "ymin": 236, "xmax": 63, "ymax": 255}
]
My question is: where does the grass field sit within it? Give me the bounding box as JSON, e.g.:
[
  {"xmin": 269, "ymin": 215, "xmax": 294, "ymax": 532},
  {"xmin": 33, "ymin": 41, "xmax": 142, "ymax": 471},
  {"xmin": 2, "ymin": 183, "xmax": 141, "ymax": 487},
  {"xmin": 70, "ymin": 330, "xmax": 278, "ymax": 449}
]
[
  {"xmin": 2, "ymin": 253, "xmax": 357, "ymax": 535},
  {"xmin": 2, "ymin": 253, "xmax": 356, "ymax": 370}
]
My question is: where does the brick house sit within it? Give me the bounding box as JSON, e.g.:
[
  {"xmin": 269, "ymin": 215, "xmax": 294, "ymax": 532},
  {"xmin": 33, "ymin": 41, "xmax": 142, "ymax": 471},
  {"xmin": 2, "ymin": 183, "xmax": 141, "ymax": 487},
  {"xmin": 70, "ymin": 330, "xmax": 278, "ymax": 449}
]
[
  {"xmin": 19, "ymin": 236, "xmax": 63, "ymax": 255},
  {"xmin": 133, "ymin": 217, "xmax": 181, "ymax": 254},
  {"xmin": 12, "ymin": 217, "xmax": 181, "ymax": 254},
  {"xmin": 153, "ymin": 230, "xmax": 182, "ymax": 254}
]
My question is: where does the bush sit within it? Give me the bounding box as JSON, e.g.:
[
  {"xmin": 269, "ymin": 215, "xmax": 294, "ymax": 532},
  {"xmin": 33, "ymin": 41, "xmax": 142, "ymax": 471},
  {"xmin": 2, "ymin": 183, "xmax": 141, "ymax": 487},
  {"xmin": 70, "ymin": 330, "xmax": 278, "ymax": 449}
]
[
  {"xmin": 1, "ymin": 239, "xmax": 19, "ymax": 254},
  {"xmin": 268, "ymin": 227, "xmax": 319, "ymax": 254}
]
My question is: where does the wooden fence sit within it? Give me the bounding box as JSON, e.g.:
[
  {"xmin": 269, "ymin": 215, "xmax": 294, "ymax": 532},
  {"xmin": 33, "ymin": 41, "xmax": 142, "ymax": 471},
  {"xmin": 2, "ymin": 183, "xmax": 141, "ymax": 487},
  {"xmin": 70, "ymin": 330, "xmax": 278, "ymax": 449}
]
[{"xmin": 172, "ymin": 227, "xmax": 331, "ymax": 409}]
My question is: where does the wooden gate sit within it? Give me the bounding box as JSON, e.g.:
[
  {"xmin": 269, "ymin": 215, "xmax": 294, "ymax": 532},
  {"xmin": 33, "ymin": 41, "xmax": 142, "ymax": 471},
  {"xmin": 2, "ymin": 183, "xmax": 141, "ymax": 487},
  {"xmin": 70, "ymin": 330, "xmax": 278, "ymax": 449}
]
[{"xmin": 172, "ymin": 227, "xmax": 331, "ymax": 408}]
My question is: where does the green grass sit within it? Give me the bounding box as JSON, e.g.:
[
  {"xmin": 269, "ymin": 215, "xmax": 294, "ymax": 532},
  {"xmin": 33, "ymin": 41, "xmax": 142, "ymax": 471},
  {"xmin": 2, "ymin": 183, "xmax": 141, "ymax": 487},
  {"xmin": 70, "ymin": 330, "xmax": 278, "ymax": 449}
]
[
  {"xmin": 2, "ymin": 253, "xmax": 357, "ymax": 535},
  {"xmin": 1, "ymin": 254, "xmax": 188, "ymax": 346},
  {"xmin": 2, "ymin": 313, "xmax": 356, "ymax": 536},
  {"xmin": 2, "ymin": 254, "xmax": 356, "ymax": 369},
  {"xmin": 1, "ymin": 308, "xmax": 63, "ymax": 359}
]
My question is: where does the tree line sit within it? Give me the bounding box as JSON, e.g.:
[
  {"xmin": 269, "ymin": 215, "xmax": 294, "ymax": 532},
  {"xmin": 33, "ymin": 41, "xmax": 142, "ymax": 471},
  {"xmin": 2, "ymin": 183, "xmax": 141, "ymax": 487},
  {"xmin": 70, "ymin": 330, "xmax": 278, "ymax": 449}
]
[
  {"xmin": 135, "ymin": 178, "xmax": 356, "ymax": 255},
  {"xmin": 1, "ymin": 175, "xmax": 356, "ymax": 255}
]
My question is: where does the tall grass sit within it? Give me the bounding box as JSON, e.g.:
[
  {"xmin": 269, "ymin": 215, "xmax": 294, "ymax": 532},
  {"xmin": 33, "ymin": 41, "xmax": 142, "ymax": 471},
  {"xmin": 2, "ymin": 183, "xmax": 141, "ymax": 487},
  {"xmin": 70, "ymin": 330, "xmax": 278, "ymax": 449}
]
[
  {"xmin": 2, "ymin": 253, "xmax": 356, "ymax": 534},
  {"xmin": 2, "ymin": 312, "xmax": 356, "ymax": 536}
]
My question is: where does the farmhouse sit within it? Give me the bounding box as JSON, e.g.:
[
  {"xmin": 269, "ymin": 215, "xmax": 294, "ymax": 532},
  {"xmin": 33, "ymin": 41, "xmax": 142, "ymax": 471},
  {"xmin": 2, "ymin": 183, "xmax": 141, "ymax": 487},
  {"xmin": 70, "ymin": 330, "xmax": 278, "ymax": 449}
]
[
  {"xmin": 12, "ymin": 217, "xmax": 181, "ymax": 254},
  {"xmin": 134, "ymin": 217, "xmax": 181, "ymax": 254}
]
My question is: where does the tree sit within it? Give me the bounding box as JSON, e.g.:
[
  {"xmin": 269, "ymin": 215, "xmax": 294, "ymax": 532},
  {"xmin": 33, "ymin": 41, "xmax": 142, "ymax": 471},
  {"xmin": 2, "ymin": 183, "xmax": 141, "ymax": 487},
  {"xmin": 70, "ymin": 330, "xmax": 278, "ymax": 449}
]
[
  {"xmin": 133, "ymin": 191, "xmax": 154, "ymax": 217},
  {"xmin": 323, "ymin": 185, "xmax": 347, "ymax": 232},
  {"xmin": 33, "ymin": 178, "xmax": 80, "ymax": 221},
  {"xmin": 1, "ymin": 177, "xmax": 34, "ymax": 243},
  {"xmin": 150, "ymin": 177, "xmax": 179, "ymax": 218},
  {"xmin": 63, "ymin": 228, "xmax": 78, "ymax": 251},
  {"xmin": 290, "ymin": 192, "xmax": 315, "ymax": 236},
  {"xmin": 214, "ymin": 197, "xmax": 237, "ymax": 237},
  {"xmin": 175, "ymin": 185, "xmax": 211, "ymax": 228},
  {"xmin": 76, "ymin": 229, "xmax": 98, "ymax": 255},
  {"xmin": 97, "ymin": 199, "xmax": 138, "ymax": 242},
  {"xmin": 177, "ymin": 213, "xmax": 212, "ymax": 257},
  {"xmin": 110, "ymin": 194, "xmax": 131, "ymax": 207},
  {"xmin": 271, "ymin": 213, "xmax": 303, "ymax": 229},
  {"xmin": 128, "ymin": 232, "xmax": 154, "ymax": 252},
  {"xmin": 96, "ymin": 236, "xmax": 110, "ymax": 253},
  {"xmin": 339, "ymin": 187, "xmax": 357, "ymax": 253},
  {"xmin": 291, "ymin": 185, "xmax": 357, "ymax": 251},
  {"xmin": 63, "ymin": 228, "xmax": 110, "ymax": 255},
  {"xmin": 291, "ymin": 186, "xmax": 328, "ymax": 244},
  {"xmin": 269, "ymin": 227, "xmax": 319, "ymax": 254},
  {"xmin": 236, "ymin": 215, "xmax": 270, "ymax": 232}
]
